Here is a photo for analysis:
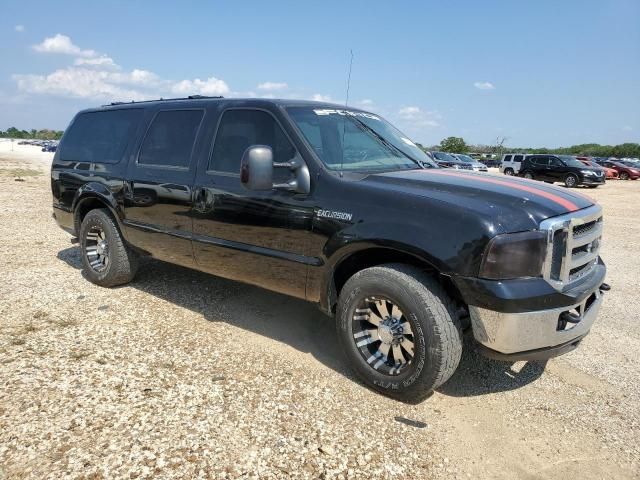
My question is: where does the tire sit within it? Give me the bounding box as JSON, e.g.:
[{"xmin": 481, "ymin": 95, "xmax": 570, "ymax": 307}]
[
  {"xmin": 504, "ymin": 168, "xmax": 514, "ymax": 176},
  {"xmin": 79, "ymin": 208, "xmax": 138, "ymax": 287},
  {"xmin": 523, "ymin": 171, "xmax": 534, "ymax": 180},
  {"xmin": 564, "ymin": 174, "xmax": 578, "ymax": 188},
  {"xmin": 619, "ymin": 172, "xmax": 629, "ymax": 180},
  {"xmin": 336, "ymin": 264, "xmax": 462, "ymax": 402}
]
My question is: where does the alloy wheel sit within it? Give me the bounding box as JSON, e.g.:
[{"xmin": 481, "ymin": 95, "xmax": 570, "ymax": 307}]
[
  {"xmin": 351, "ymin": 296, "xmax": 415, "ymax": 376},
  {"xmin": 85, "ymin": 226, "xmax": 109, "ymax": 272}
]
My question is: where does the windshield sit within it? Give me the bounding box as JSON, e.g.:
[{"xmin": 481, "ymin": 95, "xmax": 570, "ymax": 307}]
[
  {"xmin": 558, "ymin": 155, "xmax": 588, "ymax": 168},
  {"xmin": 455, "ymin": 154, "xmax": 475, "ymax": 163},
  {"xmin": 286, "ymin": 107, "xmax": 438, "ymax": 172},
  {"xmin": 433, "ymin": 152, "xmax": 458, "ymax": 162},
  {"xmin": 621, "ymin": 161, "xmax": 639, "ymax": 168}
]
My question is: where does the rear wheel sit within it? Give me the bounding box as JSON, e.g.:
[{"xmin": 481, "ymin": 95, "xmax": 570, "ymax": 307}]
[
  {"xmin": 564, "ymin": 174, "xmax": 578, "ymax": 188},
  {"xmin": 79, "ymin": 208, "xmax": 138, "ymax": 287},
  {"xmin": 336, "ymin": 264, "xmax": 462, "ymax": 402},
  {"xmin": 620, "ymin": 172, "xmax": 630, "ymax": 180},
  {"xmin": 523, "ymin": 171, "xmax": 534, "ymax": 180},
  {"xmin": 504, "ymin": 168, "xmax": 514, "ymax": 176}
]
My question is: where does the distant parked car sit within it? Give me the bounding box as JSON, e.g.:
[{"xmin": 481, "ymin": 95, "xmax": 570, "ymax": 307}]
[
  {"xmin": 430, "ymin": 151, "xmax": 473, "ymax": 170},
  {"xmin": 519, "ymin": 154, "xmax": 605, "ymax": 188},
  {"xmin": 451, "ymin": 154, "xmax": 488, "ymax": 172},
  {"xmin": 42, "ymin": 144, "xmax": 57, "ymax": 152},
  {"xmin": 599, "ymin": 160, "xmax": 640, "ymax": 180},
  {"xmin": 499, "ymin": 153, "xmax": 527, "ymax": 175},
  {"xmin": 576, "ymin": 157, "xmax": 618, "ymax": 179}
]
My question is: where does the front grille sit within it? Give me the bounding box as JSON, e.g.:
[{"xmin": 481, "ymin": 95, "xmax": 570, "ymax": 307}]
[{"xmin": 541, "ymin": 205, "xmax": 603, "ymax": 291}]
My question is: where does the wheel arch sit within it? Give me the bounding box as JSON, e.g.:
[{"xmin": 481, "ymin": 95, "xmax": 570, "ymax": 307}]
[
  {"xmin": 321, "ymin": 243, "xmax": 464, "ymax": 315},
  {"xmin": 72, "ymin": 183, "xmax": 126, "ymax": 239}
]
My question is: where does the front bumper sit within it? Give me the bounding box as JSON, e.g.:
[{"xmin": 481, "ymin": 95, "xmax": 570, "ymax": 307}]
[
  {"xmin": 581, "ymin": 175, "xmax": 605, "ymax": 185},
  {"xmin": 469, "ymin": 286, "xmax": 604, "ymax": 360}
]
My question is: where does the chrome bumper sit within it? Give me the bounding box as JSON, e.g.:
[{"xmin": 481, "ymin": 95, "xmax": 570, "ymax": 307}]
[{"xmin": 469, "ymin": 288, "xmax": 603, "ymax": 355}]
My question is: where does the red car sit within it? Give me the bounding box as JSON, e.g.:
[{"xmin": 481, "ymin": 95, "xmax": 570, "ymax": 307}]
[
  {"xmin": 576, "ymin": 157, "xmax": 618, "ymax": 179},
  {"xmin": 600, "ymin": 160, "xmax": 640, "ymax": 180}
]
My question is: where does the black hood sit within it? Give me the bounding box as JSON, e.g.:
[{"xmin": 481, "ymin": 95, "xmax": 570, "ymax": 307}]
[{"xmin": 362, "ymin": 169, "xmax": 595, "ymax": 233}]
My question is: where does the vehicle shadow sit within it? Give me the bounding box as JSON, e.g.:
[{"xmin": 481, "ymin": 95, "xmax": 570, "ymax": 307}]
[{"xmin": 57, "ymin": 246, "xmax": 546, "ymax": 399}]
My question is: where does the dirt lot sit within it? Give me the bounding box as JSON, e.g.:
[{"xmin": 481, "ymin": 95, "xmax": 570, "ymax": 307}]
[{"xmin": 1, "ymin": 144, "xmax": 639, "ymax": 479}]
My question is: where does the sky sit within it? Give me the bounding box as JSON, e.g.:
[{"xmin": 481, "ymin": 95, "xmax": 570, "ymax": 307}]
[{"xmin": 1, "ymin": 0, "xmax": 638, "ymax": 148}]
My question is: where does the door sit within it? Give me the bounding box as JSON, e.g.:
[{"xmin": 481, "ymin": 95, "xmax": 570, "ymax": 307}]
[
  {"xmin": 191, "ymin": 108, "xmax": 315, "ymax": 299},
  {"xmin": 123, "ymin": 108, "xmax": 206, "ymax": 267},
  {"xmin": 547, "ymin": 156, "xmax": 565, "ymax": 182}
]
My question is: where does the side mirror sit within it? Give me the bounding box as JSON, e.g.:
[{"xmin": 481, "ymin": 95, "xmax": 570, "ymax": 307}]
[
  {"xmin": 240, "ymin": 145, "xmax": 274, "ymax": 191},
  {"xmin": 240, "ymin": 145, "xmax": 311, "ymax": 195}
]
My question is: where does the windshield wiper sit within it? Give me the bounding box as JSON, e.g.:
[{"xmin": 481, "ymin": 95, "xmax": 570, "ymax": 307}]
[{"xmin": 349, "ymin": 117, "xmax": 427, "ymax": 169}]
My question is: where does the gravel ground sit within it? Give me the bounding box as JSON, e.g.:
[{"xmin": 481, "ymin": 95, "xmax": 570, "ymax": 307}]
[{"xmin": 1, "ymin": 147, "xmax": 638, "ymax": 479}]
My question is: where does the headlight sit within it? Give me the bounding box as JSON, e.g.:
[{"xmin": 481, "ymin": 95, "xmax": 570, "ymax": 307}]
[
  {"xmin": 479, "ymin": 231, "xmax": 547, "ymax": 280},
  {"xmin": 581, "ymin": 170, "xmax": 595, "ymax": 175}
]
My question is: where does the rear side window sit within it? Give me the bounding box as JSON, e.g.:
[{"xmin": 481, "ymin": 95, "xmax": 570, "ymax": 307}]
[
  {"xmin": 513, "ymin": 154, "xmax": 523, "ymax": 162},
  {"xmin": 59, "ymin": 109, "xmax": 143, "ymax": 163},
  {"xmin": 138, "ymin": 110, "xmax": 204, "ymax": 168},
  {"xmin": 209, "ymin": 109, "xmax": 296, "ymax": 174}
]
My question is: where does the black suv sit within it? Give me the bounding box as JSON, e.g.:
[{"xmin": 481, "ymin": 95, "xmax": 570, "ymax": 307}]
[
  {"xmin": 519, "ymin": 154, "xmax": 605, "ymax": 188},
  {"xmin": 51, "ymin": 97, "xmax": 607, "ymax": 401}
]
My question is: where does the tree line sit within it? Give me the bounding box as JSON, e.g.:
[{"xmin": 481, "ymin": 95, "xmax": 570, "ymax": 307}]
[
  {"xmin": 421, "ymin": 136, "xmax": 640, "ymax": 159},
  {"xmin": 0, "ymin": 126, "xmax": 64, "ymax": 140}
]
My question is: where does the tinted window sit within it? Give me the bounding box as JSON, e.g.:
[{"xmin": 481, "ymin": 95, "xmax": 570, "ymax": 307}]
[
  {"xmin": 503, "ymin": 155, "xmax": 512, "ymax": 162},
  {"xmin": 59, "ymin": 109, "xmax": 143, "ymax": 163},
  {"xmin": 549, "ymin": 157, "xmax": 563, "ymax": 166},
  {"xmin": 138, "ymin": 110, "xmax": 204, "ymax": 168},
  {"xmin": 513, "ymin": 154, "xmax": 523, "ymax": 162},
  {"xmin": 532, "ymin": 156, "xmax": 549, "ymax": 166},
  {"xmin": 210, "ymin": 109, "xmax": 296, "ymax": 173}
]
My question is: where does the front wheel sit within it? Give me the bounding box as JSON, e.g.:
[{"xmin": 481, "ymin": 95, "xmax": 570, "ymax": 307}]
[
  {"xmin": 79, "ymin": 208, "xmax": 139, "ymax": 287},
  {"xmin": 564, "ymin": 174, "xmax": 578, "ymax": 188},
  {"xmin": 504, "ymin": 168, "xmax": 514, "ymax": 176},
  {"xmin": 336, "ymin": 264, "xmax": 462, "ymax": 402},
  {"xmin": 619, "ymin": 172, "xmax": 629, "ymax": 180}
]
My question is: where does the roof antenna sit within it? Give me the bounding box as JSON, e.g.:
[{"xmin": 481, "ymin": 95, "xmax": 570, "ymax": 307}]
[
  {"xmin": 345, "ymin": 49, "xmax": 354, "ymax": 107},
  {"xmin": 340, "ymin": 49, "xmax": 353, "ymax": 177}
]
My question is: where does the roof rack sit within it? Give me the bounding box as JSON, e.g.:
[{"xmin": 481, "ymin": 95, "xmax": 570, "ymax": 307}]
[{"xmin": 104, "ymin": 95, "xmax": 224, "ymax": 107}]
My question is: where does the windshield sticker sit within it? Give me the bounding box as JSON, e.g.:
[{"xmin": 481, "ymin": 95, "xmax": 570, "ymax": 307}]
[
  {"xmin": 400, "ymin": 137, "xmax": 416, "ymax": 147},
  {"xmin": 313, "ymin": 109, "xmax": 380, "ymax": 121}
]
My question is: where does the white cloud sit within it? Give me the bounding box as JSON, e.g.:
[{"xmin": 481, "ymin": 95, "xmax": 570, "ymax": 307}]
[
  {"xmin": 474, "ymin": 81, "xmax": 495, "ymax": 90},
  {"xmin": 13, "ymin": 68, "xmax": 147, "ymax": 100},
  {"xmin": 311, "ymin": 93, "xmax": 333, "ymax": 102},
  {"xmin": 33, "ymin": 34, "xmax": 97, "ymax": 57},
  {"xmin": 622, "ymin": 125, "xmax": 633, "ymax": 131},
  {"xmin": 171, "ymin": 77, "xmax": 229, "ymax": 96},
  {"xmin": 257, "ymin": 82, "xmax": 288, "ymax": 91},
  {"xmin": 15, "ymin": 25, "xmax": 25, "ymax": 33},
  {"xmin": 397, "ymin": 106, "xmax": 441, "ymax": 127},
  {"xmin": 16, "ymin": 34, "xmax": 232, "ymax": 101},
  {"xmin": 357, "ymin": 99, "xmax": 374, "ymax": 106},
  {"xmin": 74, "ymin": 56, "xmax": 119, "ymax": 69}
]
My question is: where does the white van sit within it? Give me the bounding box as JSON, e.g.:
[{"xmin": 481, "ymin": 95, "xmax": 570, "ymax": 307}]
[{"xmin": 499, "ymin": 153, "xmax": 527, "ymax": 175}]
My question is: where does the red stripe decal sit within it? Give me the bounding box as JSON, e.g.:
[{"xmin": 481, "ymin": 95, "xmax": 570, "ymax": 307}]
[{"xmin": 424, "ymin": 170, "xmax": 580, "ymax": 212}]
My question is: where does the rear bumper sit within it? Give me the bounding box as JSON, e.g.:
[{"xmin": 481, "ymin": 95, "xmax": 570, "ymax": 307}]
[{"xmin": 52, "ymin": 205, "xmax": 75, "ymax": 235}]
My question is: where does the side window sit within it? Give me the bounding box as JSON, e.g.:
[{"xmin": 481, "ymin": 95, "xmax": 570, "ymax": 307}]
[
  {"xmin": 513, "ymin": 154, "xmax": 523, "ymax": 162},
  {"xmin": 59, "ymin": 109, "xmax": 143, "ymax": 163},
  {"xmin": 209, "ymin": 109, "xmax": 296, "ymax": 174},
  {"xmin": 549, "ymin": 157, "xmax": 562, "ymax": 167},
  {"xmin": 503, "ymin": 155, "xmax": 512, "ymax": 162},
  {"xmin": 138, "ymin": 110, "xmax": 204, "ymax": 168}
]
